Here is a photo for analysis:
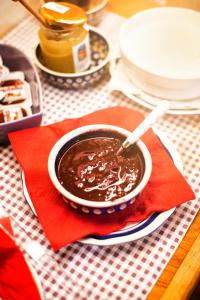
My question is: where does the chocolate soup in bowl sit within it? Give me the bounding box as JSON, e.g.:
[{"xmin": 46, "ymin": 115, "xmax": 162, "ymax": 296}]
[
  {"xmin": 56, "ymin": 130, "xmax": 145, "ymax": 202},
  {"xmin": 48, "ymin": 124, "xmax": 152, "ymax": 214}
]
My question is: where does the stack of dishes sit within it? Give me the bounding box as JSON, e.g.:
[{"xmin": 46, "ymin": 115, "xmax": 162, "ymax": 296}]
[{"xmin": 117, "ymin": 7, "xmax": 200, "ymax": 114}]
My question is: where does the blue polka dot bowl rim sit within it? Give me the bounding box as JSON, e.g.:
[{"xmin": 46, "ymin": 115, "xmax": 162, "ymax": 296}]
[
  {"xmin": 48, "ymin": 124, "xmax": 152, "ymax": 215},
  {"xmin": 34, "ymin": 27, "xmax": 110, "ymax": 89}
]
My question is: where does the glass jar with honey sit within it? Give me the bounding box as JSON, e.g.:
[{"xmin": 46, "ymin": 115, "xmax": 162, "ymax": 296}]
[{"xmin": 39, "ymin": 1, "xmax": 91, "ymax": 73}]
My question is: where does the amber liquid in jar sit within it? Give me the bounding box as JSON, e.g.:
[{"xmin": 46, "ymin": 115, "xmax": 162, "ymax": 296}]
[{"xmin": 39, "ymin": 2, "xmax": 91, "ymax": 73}]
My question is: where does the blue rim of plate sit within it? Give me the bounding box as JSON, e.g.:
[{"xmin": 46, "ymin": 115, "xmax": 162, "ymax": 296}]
[{"xmin": 21, "ymin": 129, "xmax": 183, "ymax": 246}]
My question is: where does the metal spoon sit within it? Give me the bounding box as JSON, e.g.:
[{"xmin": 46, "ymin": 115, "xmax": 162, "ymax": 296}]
[{"xmin": 117, "ymin": 100, "xmax": 170, "ymax": 155}]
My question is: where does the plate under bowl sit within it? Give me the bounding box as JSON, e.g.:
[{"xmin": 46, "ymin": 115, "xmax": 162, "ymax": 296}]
[{"xmin": 34, "ymin": 27, "xmax": 110, "ymax": 89}]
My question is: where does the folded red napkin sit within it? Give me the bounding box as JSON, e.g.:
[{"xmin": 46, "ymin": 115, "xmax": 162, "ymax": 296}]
[
  {"xmin": 8, "ymin": 107, "xmax": 195, "ymax": 250},
  {"xmin": 0, "ymin": 217, "xmax": 41, "ymax": 300}
]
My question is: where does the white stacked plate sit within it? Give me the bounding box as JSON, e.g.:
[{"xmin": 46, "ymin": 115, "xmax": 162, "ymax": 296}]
[
  {"xmin": 109, "ymin": 58, "xmax": 200, "ymax": 115},
  {"xmin": 113, "ymin": 7, "xmax": 200, "ymax": 114}
]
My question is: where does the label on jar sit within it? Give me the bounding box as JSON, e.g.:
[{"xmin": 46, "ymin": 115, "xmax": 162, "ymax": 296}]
[
  {"xmin": 43, "ymin": 2, "xmax": 70, "ymax": 14},
  {"xmin": 72, "ymin": 34, "xmax": 91, "ymax": 72}
]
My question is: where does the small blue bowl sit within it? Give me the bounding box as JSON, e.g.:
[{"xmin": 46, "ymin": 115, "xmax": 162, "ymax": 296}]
[
  {"xmin": 48, "ymin": 124, "xmax": 152, "ymax": 215},
  {"xmin": 34, "ymin": 27, "xmax": 110, "ymax": 89}
]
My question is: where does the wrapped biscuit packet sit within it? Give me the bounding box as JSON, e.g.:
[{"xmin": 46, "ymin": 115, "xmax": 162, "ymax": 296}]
[
  {"xmin": 0, "ymin": 105, "xmax": 31, "ymax": 124},
  {"xmin": 0, "ymin": 72, "xmax": 32, "ymax": 106},
  {"xmin": 0, "ymin": 70, "xmax": 33, "ymax": 123}
]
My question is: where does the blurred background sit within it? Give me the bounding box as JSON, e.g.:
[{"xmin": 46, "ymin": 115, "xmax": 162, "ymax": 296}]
[
  {"xmin": 0, "ymin": 0, "xmax": 39, "ymax": 37},
  {"xmin": 0, "ymin": 0, "xmax": 200, "ymax": 37}
]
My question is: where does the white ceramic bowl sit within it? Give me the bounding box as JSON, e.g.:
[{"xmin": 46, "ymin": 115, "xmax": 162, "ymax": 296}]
[
  {"xmin": 48, "ymin": 124, "xmax": 152, "ymax": 215},
  {"xmin": 119, "ymin": 7, "xmax": 200, "ymax": 100}
]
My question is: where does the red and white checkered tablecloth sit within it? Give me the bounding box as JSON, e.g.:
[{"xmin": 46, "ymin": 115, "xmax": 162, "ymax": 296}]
[{"xmin": 0, "ymin": 13, "xmax": 200, "ymax": 300}]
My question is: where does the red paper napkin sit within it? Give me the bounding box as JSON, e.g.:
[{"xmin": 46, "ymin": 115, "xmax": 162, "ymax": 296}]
[
  {"xmin": 8, "ymin": 107, "xmax": 195, "ymax": 251},
  {"xmin": 0, "ymin": 217, "xmax": 42, "ymax": 300}
]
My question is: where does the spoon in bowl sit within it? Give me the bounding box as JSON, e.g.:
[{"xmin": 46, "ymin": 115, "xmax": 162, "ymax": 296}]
[{"xmin": 117, "ymin": 100, "xmax": 170, "ymax": 155}]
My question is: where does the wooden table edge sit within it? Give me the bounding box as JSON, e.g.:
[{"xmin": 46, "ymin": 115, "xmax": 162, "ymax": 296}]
[{"xmin": 148, "ymin": 210, "xmax": 200, "ymax": 300}]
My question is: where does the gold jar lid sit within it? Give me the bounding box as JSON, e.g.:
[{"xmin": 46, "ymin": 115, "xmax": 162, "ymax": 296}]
[{"xmin": 40, "ymin": 1, "xmax": 87, "ymax": 28}]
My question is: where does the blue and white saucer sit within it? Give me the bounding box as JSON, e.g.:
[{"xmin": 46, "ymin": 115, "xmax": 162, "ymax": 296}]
[{"xmin": 21, "ymin": 129, "xmax": 183, "ymax": 246}]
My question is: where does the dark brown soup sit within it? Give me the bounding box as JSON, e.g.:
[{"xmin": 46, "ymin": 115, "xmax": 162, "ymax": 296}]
[{"xmin": 57, "ymin": 131, "xmax": 145, "ymax": 202}]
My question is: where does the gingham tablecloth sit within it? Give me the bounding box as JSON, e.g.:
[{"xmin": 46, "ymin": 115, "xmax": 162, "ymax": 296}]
[{"xmin": 0, "ymin": 13, "xmax": 200, "ymax": 300}]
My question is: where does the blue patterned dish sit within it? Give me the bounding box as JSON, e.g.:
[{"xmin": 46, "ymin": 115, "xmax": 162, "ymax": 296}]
[
  {"xmin": 34, "ymin": 27, "xmax": 110, "ymax": 89},
  {"xmin": 48, "ymin": 124, "xmax": 152, "ymax": 215}
]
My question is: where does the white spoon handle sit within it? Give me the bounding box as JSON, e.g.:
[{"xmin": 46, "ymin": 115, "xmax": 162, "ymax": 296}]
[{"xmin": 123, "ymin": 100, "xmax": 170, "ymax": 148}]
